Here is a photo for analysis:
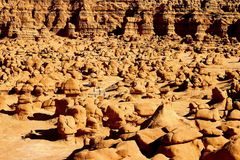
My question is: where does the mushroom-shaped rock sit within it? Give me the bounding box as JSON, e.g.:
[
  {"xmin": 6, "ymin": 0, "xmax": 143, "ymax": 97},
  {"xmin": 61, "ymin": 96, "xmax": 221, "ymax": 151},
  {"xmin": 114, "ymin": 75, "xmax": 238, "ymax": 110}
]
[
  {"xmin": 20, "ymin": 83, "xmax": 34, "ymax": 93},
  {"xmin": 57, "ymin": 115, "xmax": 77, "ymax": 139},
  {"xmin": 39, "ymin": 77, "xmax": 56, "ymax": 93},
  {"xmin": 67, "ymin": 105, "xmax": 87, "ymax": 128},
  {"xmin": 16, "ymin": 103, "xmax": 32, "ymax": 120},
  {"xmin": 55, "ymin": 98, "xmax": 74, "ymax": 116},
  {"xmin": 42, "ymin": 98, "xmax": 56, "ymax": 112},
  {"xmin": 18, "ymin": 93, "xmax": 32, "ymax": 104},
  {"xmin": 16, "ymin": 93, "xmax": 33, "ymax": 119},
  {"xmin": 63, "ymin": 78, "xmax": 80, "ymax": 96}
]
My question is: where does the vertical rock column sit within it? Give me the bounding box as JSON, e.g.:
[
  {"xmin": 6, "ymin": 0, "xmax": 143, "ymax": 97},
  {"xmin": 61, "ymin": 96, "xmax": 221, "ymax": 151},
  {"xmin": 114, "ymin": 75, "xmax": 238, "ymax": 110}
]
[
  {"xmin": 221, "ymin": 21, "xmax": 229, "ymax": 38},
  {"xmin": 195, "ymin": 13, "xmax": 208, "ymax": 41},
  {"xmin": 166, "ymin": 14, "xmax": 175, "ymax": 36},
  {"xmin": 124, "ymin": 17, "xmax": 140, "ymax": 36},
  {"xmin": 140, "ymin": 12, "xmax": 154, "ymax": 36}
]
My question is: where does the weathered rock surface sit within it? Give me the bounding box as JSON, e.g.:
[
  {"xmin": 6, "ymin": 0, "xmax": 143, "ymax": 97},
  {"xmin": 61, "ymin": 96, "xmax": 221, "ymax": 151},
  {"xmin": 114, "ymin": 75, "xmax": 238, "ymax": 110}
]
[{"xmin": 0, "ymin": 0, "xmax": 240, "ymax": 41}]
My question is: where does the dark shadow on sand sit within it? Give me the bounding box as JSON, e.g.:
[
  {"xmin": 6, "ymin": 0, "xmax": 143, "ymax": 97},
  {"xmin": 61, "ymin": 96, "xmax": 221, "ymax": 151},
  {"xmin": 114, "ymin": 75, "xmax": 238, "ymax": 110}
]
[
  {"xmin": 0, "ymin": 109, "xmax": 15, "ymax": 116},
  {"xmin": 23, "ymin": 128, "xmax": 60, "ymax": 141},
  {"xmin": 28, "ymin": 113, "xmax": 54, "ymax": 121}
]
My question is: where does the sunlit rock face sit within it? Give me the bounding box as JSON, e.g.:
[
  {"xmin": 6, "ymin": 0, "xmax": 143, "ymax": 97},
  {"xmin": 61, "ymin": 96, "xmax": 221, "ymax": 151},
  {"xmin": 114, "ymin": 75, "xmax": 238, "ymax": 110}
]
[{"xmin": 0, "ymin": 0, "xmax": 240, "ymax": 40}]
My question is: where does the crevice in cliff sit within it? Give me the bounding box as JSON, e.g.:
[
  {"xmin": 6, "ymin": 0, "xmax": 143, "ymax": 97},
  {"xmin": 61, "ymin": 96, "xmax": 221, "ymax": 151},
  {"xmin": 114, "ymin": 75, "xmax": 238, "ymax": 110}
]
[
  {"xmin": 206, "ymin": 20, "xmax": 224, "ymax": 37},
  {"xmin": 44, "ymin": 0, "xmax": 60, "ymax": 30},
  {"xmin": 227, "ymin": 20, "xmax": 240, "ymax": 41},
  {"xmin": 174, "ymin": 13, "xmax": 199, "ymax": 38},
  {"xmin": 200, "ymin": 0, "xmax": 207, "ymax": 10},
  {"xmin": 70, "ymin": 9, "xmax": 81, "ymax": 31},
  {"xmin": 44, "ymin": 14, "xmax": 49, "ymax": 27},
  {"xmin": 137, "ymin": 11, "xmax": 144, "ymax": 35},
  {"xmin": 32, "ymin": 8, "xmax": 36, "ymax": 19},
  {"xmin": 0, "ymin": 22, "xmax": 10, "ymax": 39},
  {"xmin": 221, "ymin": 5, "xmax": 230, "ymax": 12},
  {"xmin": 109, "ymin": 2, "xmax": 139, "ymax": 36},
  {"xmin": 153, "ymin": 13, "xmax": 168, "ymax": 36},
  {"xmin": 51, "ymin": 9, "xmax": 60, "ymax": 30}
]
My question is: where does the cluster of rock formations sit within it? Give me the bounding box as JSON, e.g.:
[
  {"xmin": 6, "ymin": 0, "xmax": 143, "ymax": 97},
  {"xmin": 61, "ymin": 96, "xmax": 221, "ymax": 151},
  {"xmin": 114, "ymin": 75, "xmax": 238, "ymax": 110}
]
[
  {"xmin": 0, "ymin": 0, "xmax": 240, "ymax": 41},
  {"xmin": 0, "ymin": 33, "xmax": 239, "ymax": 159}
]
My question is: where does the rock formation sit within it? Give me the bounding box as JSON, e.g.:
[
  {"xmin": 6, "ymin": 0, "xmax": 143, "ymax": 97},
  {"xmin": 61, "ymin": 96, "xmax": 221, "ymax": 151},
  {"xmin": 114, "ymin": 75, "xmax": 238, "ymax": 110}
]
[{"xmin": 0, "ymin": 0, "xmax": 239, "ymax": 40}]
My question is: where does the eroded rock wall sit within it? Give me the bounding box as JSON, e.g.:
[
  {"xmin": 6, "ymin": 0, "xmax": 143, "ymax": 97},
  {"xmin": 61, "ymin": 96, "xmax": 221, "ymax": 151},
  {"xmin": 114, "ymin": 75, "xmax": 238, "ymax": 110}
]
[{"xmin": 0, "ymin": 0, "xmax": 240, "ymax": 40}]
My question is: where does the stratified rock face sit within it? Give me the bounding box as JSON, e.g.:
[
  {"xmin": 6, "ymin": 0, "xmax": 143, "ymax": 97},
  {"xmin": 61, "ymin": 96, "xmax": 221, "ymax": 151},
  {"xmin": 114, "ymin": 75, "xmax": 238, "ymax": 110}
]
[{"xmin": 0, "ymin": 0, "xmax": 240, "ymax": 40}]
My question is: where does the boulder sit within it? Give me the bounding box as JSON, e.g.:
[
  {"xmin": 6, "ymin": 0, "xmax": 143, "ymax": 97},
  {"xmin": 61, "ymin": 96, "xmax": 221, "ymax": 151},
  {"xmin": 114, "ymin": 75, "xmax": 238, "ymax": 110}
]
[
  {"xmin": 226, "ymin": 98, "xmax": 233, "ymax": 111},
  {"xmin": 116, "ymin": 140, "xmax": 148, "ymax": 160},
  {"xmin": 93, "ymin": 139, "xmax": 122, "ymax": 149},
  {"xmin": 203, "ymin": 136, "xmax": 240, "ymax": 160},
  {"xmin": 63, "ymin": 78, "xmax": 80, "ymax": 96},
  {"xmin": 67, "ymin": 105, "xmax": 87, "ymax": 128},
  {"xmin": 16, "ymin": 103, "xmax": 32, "ymax": 120},
  {"xmin": 136, "ymin": 127, "xmax": 166, "ymax": 153},
  {"xmin": 202, "ymin": 136, "xmax": 229, "ymax": 150},
  {"xmin": 20, "ymin": 84, "xmax": 34, "ymax": 93},
  {"xmin": 212, "ymin": 87, "xmax": 227, "ymax": 103},
  {"xmin": 130, "ymin": 79, "xmax": 146, "ymax": 94},
  {"xmin": 18, "ymin": 93, "xmax": 32, "ymax": 104},
  {"xmin": 196, "ymin": 120, "xmax": 222, "ymax": 136},
  {"xmin": 120, "ymin": 123, "xmax": 140, "ymax": 133},
  {"xmin": 159, "ymin": 126, "xmax": 202, "ymax": 145},
  {"xmin": 0, "ymin": 96, "xmax": 8, "ymax": 110},
  {"xmin": 105, "ymin": 104, "xmax": 126, "ymax": 129},
  {"xmin": 142, "ymin": 104, "xmax": 182, "ymax": 130},
  {"xmin": 221, "ymin": 121, "xmax": 240, "ymax": 132},
  {"xmin": 151, "ymin": 154, "xmax": 169, "ymax": 160},
  {"xmin": 227, "ymin": 109, "xmax": 240, "ymax": 120},
  {"xmin": 74, "ymin": 148, "xmax": 121, "ymax": 160},
  {"xmin": 157, "ymin": 141, "xmax": 201, "ymax": 160},
  {"xmin": 41, "ymin": 98, "xmax": 56, "ymax": 112},
  {"xmin": 195, "ymin": 108, "xmax": 221, "ymax": 121},
  {"xmin": 134, "ymin": 102, "xmax": 158, "ymax": 117},
  {"xmin": 55, "ymin": 98, "xmax": 73, "ymax": 116},
  {"xmin": 39, "ymin": 77, "xmax": 56, "ymax": 93}
]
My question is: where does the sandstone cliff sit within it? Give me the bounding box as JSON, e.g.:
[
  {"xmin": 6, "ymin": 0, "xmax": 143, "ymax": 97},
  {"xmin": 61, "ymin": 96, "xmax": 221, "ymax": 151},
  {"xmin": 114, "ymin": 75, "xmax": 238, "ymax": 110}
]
[{"xmin": 0, "ymin": 0, "xmax": 240, "ymax": 41}]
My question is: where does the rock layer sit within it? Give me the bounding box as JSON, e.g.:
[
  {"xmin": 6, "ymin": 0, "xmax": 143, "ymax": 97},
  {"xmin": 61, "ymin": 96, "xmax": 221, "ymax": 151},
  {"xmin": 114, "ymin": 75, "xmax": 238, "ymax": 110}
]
[{"xmin": 0, "ymin": 0, "xmax": 240, "ymax": 40}]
